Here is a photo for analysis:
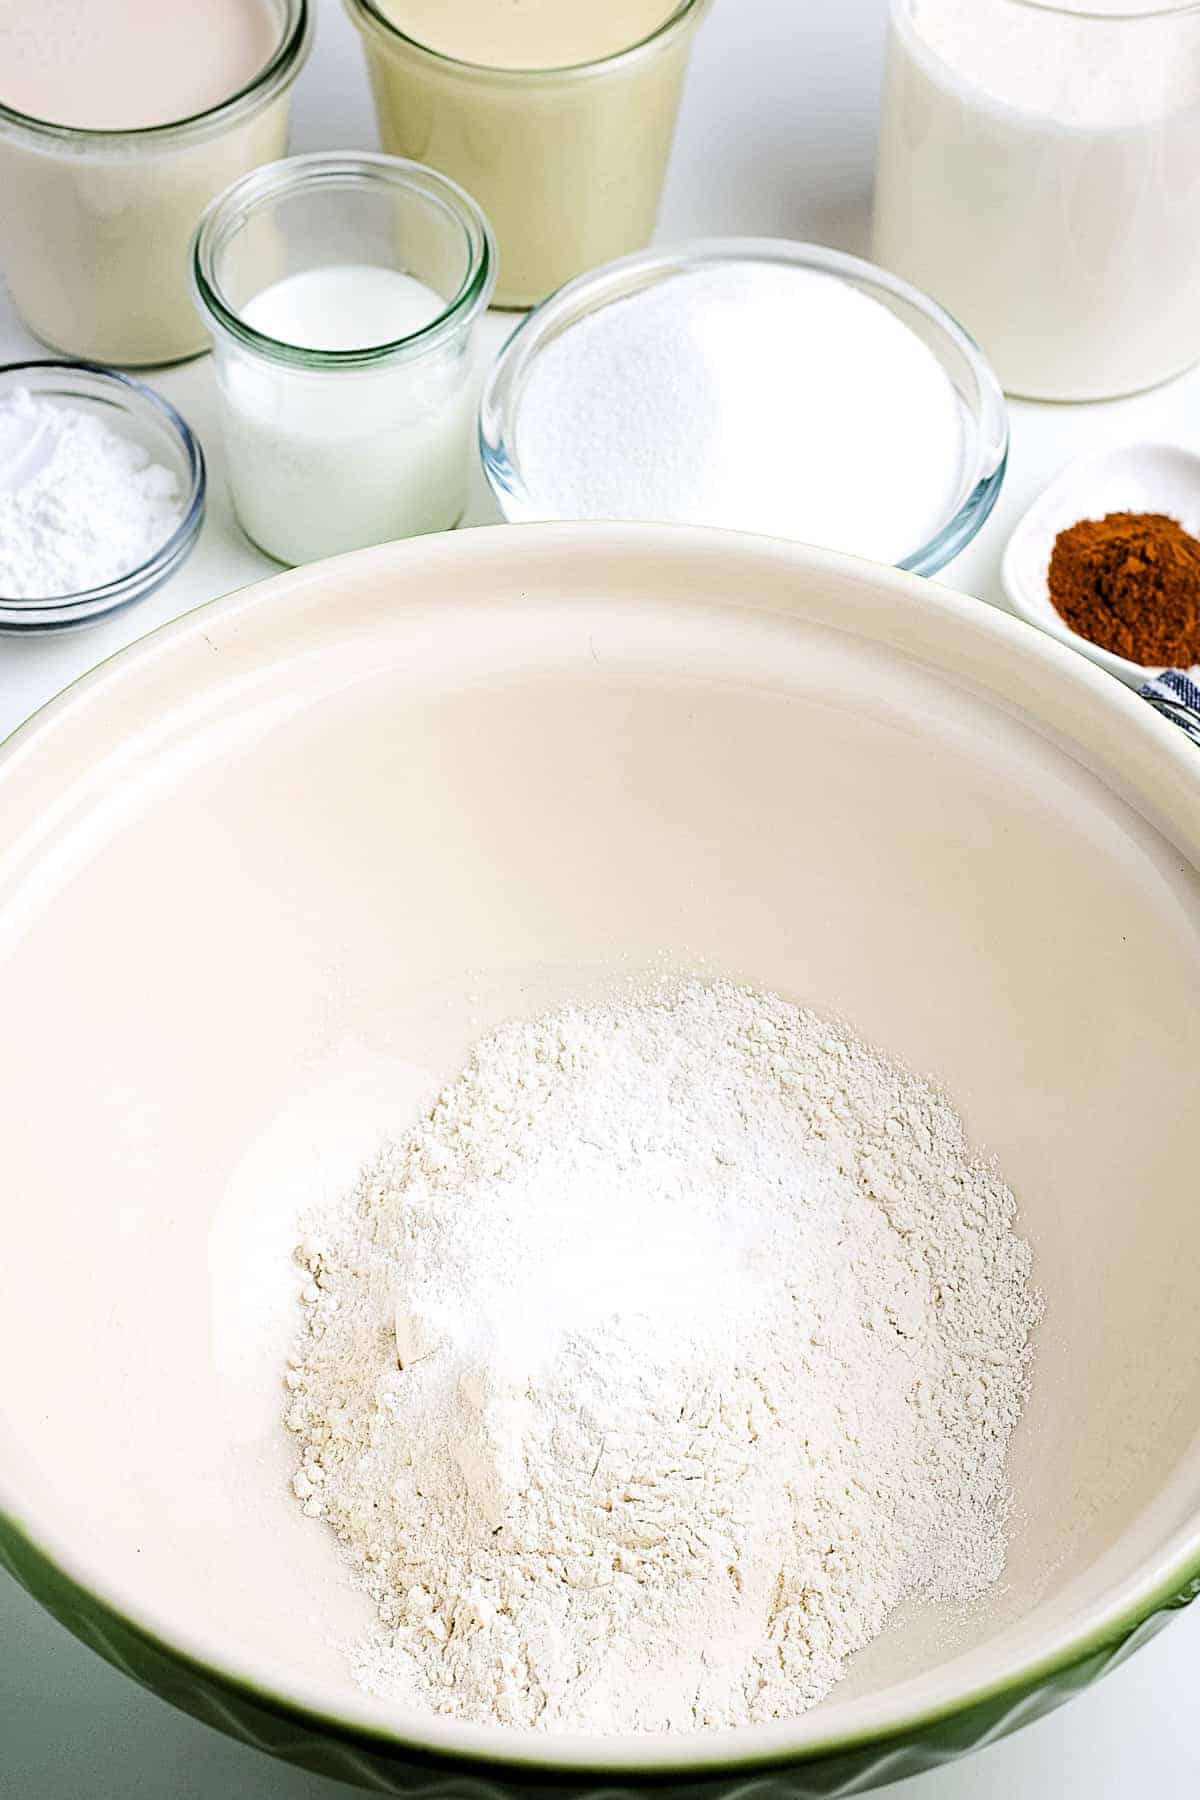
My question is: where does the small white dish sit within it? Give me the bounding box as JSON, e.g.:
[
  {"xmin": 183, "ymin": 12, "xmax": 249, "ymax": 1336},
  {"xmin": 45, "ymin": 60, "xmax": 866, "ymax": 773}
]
[{"xmin": 1001, "ymin": 442, "xmax": 1200, "ymax": 687}]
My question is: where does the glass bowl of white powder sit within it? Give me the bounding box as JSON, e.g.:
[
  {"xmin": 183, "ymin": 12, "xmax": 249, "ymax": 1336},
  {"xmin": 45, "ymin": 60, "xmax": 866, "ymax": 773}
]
[
  {"xmin": 0, "ymin": 361, "xmax": 206, "ymax": 631},
  {"xmin": 480, "ymin": 239, "xmax": 1008, "ymax": 575}
]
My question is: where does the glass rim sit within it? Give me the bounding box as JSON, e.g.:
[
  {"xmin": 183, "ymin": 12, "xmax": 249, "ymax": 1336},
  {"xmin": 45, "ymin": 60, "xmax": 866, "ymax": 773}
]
[
  {"xmin": 344, "ymin": 0, "xmax": 709, "ymax": 80},
  {"xmin": 901, "ymin": 0, "xmax": 1200, "ymax": 19},
  {"xmin": 0, "ymin": 0, "xmax": 310, "ymax": 147},
  {"xmin": 1019, "ymin": 0, "xmax": 1200, "ymax": 15},
  {"xmin": 190, "ymin": 152, "xmax": 496, "ymax": 371}
]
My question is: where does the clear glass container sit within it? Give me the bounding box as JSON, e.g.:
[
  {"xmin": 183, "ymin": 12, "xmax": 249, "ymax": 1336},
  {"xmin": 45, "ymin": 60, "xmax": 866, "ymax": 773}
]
[
  {"xmin": 0, "ymin": 0, "xmax": 310, "ymax": 370},
  {"xmin": 873, "ymin": 0, "xmax": 1200, "ymax": 401},
  {"xmin": 344, "ymin": 0, "xmax": 711, "ymax": 309},
  {"xmin": 192, "ymin": 153, "xmax": 495, "ymax": 566},
  {"xmin": 0, "ymin": 361, "xmax": 206, "ymax": 633},
  {"xmin": 480, "ymin": 240, "xmax": 1009, "ymax": 577}
]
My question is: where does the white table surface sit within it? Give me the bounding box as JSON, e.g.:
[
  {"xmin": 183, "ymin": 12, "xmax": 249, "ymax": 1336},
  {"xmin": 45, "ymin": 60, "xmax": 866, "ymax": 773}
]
[{"xmin": 4, "ymin": 0, "xmax": 1200, "ymax": 1793}]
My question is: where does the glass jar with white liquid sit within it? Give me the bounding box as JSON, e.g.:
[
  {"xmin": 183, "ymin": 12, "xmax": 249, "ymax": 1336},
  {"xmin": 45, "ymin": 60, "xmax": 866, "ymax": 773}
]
[
  {"xmin": 191, "ymin": 153, "xmax": 495, "ymax": 564},
  {"xmin": 873, "ymin": 0, "xmax": 1200, "ymax": 401}
]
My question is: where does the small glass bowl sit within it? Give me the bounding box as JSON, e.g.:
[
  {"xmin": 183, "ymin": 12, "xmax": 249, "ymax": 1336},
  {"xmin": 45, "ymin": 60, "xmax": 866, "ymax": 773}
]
[
  {"xmin": 0, "ymin": 362, "xmax": 206, "ymax": 633},
  {"xmin": 480, "ymin": 239, "xmax": 1009, "ymax": 576}
]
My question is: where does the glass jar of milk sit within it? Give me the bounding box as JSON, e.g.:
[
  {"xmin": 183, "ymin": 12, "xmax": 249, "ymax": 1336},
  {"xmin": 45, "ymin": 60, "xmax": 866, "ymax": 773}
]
[
  {"xmin": 192, "ymin": 153, "xmax": 495, "ymax": 564},
  {"xmin": 873, "ymin": 0, "xmax": 1200, "ymax": 401}
]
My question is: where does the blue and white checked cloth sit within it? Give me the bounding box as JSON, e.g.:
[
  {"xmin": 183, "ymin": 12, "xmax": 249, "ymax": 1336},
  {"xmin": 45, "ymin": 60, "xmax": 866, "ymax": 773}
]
[{"xmin": 1139, "ymin": 669, "xmax": 1200, "ymax": 749}]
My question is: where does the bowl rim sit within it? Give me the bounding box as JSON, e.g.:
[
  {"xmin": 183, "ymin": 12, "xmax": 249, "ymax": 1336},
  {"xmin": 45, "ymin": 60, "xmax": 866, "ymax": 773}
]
[
  {"xmin": 0, "ymin": 360, "xmax": 207, "ymax": 628},
  {"xmin": 478, "ymin": 238, "xmax": 1010, "ymax": 578},
  {"xmin": 1, "ymin": 521, "xmax": 1198, "ymax": 1777}
]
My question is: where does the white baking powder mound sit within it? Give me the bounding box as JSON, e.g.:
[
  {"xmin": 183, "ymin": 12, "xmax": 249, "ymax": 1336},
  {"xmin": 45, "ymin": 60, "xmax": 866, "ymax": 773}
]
[
  {"xmin": 510, "ymin": 263, "xmax": 967, "ymax": 563},
  {"xmin": 284, "ymin": 979, "xmax": 1039, "ymax": 1734},
  {"xmin": 0, "ymin": 386, "xmax": 182, "ymax": 599}
]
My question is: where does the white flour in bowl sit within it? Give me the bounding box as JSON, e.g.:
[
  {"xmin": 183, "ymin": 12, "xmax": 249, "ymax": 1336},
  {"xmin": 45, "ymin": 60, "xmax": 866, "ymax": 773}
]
[{"xmin": 285, "ymin": 979, "xmax": 1038, "ymax": 1732}]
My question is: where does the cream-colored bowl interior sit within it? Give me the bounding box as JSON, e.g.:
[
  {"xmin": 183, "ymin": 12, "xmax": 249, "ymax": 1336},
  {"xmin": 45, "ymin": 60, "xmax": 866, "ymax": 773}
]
[{"xmin": 1, "ymin": 524, "xmax": 1199, "ymax": 1774}]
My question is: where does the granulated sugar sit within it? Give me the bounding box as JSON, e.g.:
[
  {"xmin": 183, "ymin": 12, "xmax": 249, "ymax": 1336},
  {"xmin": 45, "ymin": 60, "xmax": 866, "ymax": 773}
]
[
  {"xmin": 285, "ymin": 980, "xmax": 1038, "ymax": 1733},
  {"xmin": 510, "ymin": 262, "xmax": 966, "ymax": 562}
]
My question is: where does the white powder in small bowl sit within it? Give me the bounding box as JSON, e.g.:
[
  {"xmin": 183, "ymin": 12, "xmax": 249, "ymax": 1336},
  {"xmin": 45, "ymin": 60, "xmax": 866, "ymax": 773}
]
[
  {"xmin": 286, "ymin": 978, "xmax": 1039, "ymax": 1735},
  {"xmin": 508, "ymin": 262, "xmax": 968, "ymax": 564},
  {"xmin": 0, "ymin": 386, "xmax": 184, "ymax": 599}
]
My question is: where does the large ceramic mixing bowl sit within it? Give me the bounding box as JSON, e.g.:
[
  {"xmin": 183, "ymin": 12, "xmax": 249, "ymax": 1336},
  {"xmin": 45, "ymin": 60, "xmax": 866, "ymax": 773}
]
[{"xmin": 1, "ymin": 525, "xmax": 1199, "ymax": 1796}]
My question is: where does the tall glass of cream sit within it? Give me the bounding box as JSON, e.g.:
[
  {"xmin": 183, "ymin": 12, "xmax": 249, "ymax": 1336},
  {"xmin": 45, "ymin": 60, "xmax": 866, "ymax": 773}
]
[
  {"xmin": 344, "ymin": 0, "xmax": 711, "ymax": 308},
  {"xmin": 0, "ymin": 0, "xmax": 310, "ymax": 367},
  {"xmin": 872, "ymin": 0, "xmax": 1200, "ymax": 402},
  {"xmin": 191, "ymin": 153, "xmax": 495, "ymax": 565}
]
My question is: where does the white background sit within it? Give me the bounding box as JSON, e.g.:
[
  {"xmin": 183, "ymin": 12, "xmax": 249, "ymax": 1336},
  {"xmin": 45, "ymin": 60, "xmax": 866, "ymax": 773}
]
[{"xmin": 4, "ymin": 0, "xmax": 1200, "ymax": 1793}]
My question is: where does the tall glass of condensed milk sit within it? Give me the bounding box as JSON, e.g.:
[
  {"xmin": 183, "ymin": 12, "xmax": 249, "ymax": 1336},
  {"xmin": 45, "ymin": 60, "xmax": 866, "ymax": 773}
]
[
  {"xmin": 344, "ymin": 0, "xmax": 711, "ymax": 308},
  {"xmin": 0, "ymin": 0, "xmax": 311, "ymax": 366}
]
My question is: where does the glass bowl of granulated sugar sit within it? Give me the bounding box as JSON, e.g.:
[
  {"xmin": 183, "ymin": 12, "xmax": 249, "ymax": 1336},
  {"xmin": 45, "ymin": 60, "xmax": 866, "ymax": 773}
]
[
  {"xmin": 480, "ymin": 238, "xmax": 1008, "ymax": 576},
  {"xmin": 0, "ymin": 360, "xmax": 205, "ymax": 631}
]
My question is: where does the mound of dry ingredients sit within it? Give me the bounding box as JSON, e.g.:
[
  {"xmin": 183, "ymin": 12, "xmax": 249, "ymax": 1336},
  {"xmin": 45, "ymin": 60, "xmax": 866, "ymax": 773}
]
[
  {"xmin": 0, "ymin": 386, "xmax": 182, "ymax": 598},
  {"xmin": 285, "ymin": 980, "xmax": 1039, "ymax": 1733}
]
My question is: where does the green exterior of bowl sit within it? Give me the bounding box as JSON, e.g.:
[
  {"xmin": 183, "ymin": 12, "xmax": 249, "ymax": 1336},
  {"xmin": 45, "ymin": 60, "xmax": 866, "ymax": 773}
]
[{"xmin": 4, "ymin": 1514, "xmax": 1199, "ymax": 1796}]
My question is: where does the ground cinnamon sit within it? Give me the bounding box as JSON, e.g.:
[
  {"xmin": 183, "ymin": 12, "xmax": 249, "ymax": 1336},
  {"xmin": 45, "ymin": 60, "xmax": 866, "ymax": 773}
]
[{"xmin": 1047, "ymin": 511, "xmax": 1200, "ymax": 667}]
